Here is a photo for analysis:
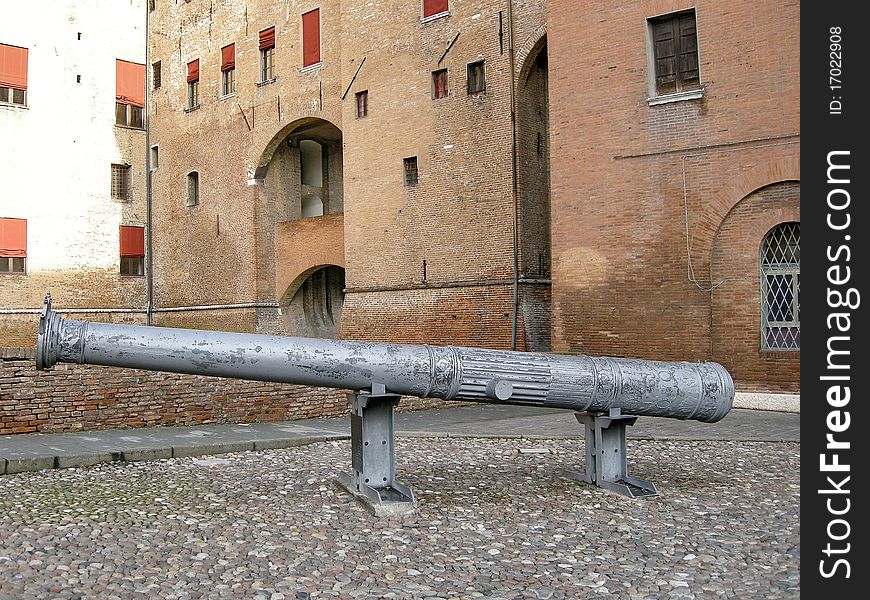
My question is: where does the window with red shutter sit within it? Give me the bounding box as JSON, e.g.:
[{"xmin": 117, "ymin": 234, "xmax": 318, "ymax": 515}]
[
  {"xmin": 119, "ymin": 226, "xmax": 145, "ymax": 276},
  {"xmin": 423, "ymin": 0, "xmax": 449, "ymax": 19},
  {"xmin": 0, "ymin": 217, "xmax": 27, "ymax": 274},
  {"xmin": 115, "ymin": 59, "xmax": 145, "ymax": 128},
  {"xmin": 302, "ymin": 10, "xmax": 320, "ymax": 67},
  {"xmin": 187, "ymin": 59, "xmax": 200, "ymax": 108},
  {"xmin": 0, "ymin": 43, "xmax": 28, "ymax": 106},
  {"xmin": 221, "ymin": 44, "xmax": 236, "ymax": 96},
  {"xmin": 432, "ymin": 69, "xmax": 448, "ymax": 99},
  {"xmin": 259, "ymin": 28, "xmax": 276, "ymax": 82}
]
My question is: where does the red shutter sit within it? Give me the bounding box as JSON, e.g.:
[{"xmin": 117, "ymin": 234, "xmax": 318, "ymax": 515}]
[
  {"xmin": 302, "ymin": 10, "xmax": 320, "ymax": 67},
  {"xmin": 259, "ymin": 27, "xmax": 276, "ymax": 50},
  {"xmin": 187, "ymin": 59, "xmax": 199, "ymax": 83},
  {"xmin": 423, "ymin": 0, "xmax": 449, "ymax": 18},
  {"xmin": 0, "ymin": 44, "xmax": 28, "ymax": 90},
  {"xmin": 115, "ymin": 59, "xmax": 145, "ymax": 107},
  {"xmin": 221, "ymin": 43, "xmax": 235, "ymax": 71},
  {"xmin": 0, "ymin": 218, "xmax": 27, "ymax": 258},
  {"xmin": 119, "ymin": 226, "xmax": 145, "ymax": 258}
]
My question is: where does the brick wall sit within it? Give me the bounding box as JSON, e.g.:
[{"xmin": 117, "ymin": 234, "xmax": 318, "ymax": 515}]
[
  {"xmin": 0, "ymin": 347, "xmax": 450, "ymax": 435},
  {"xmin": 710, "ymin": 182, "xmax": 800, "ymax": 392},
  {"xmin": 547, "ymin": 0, "xmax": 800, "ymax": 390}
]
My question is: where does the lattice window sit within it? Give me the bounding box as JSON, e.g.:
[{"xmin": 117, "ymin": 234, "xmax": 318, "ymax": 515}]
[
  {"xmin": 760, "ymin": 222, "xmax": 800, "ymax": 350},
  {"xmin": 111, "ymin": 164, "xmax": 131, "ymax": 201}
]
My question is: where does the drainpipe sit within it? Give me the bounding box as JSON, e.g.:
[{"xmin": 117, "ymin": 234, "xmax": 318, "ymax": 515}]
[
  {"xmin": 144, "ymin": 1, "xmax": 154, "ymax": 325},
  {"xmin": 507, "ymin": 0, "xmax": 519, "ymax": 351}
]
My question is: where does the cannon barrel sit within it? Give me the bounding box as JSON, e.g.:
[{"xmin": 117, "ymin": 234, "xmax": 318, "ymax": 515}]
[{"xmin": 36, "ymin": 296, "xmax": 733, "ymax": 422}]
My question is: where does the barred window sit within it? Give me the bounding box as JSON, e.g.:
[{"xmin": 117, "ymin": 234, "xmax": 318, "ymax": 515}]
[
  {"xmin": 403, "ymin": 157, "xmax": 418, "ymax": 187},
  {"xmin": 760, "ymin": 222, "xmax": 800, "ymax": 350},
  {"xmin": 111, "ymin": 164, "xmax": 131, "ymax": 201}
]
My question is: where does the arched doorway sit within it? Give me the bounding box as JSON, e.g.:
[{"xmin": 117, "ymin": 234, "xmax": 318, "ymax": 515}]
[
  {"xmin": 279, "ymin": 265, "xmax": 346, "ymax": 339},
  {"xmin": 516, "ymin": 35, "xmax": 551, "ymax": 351}
]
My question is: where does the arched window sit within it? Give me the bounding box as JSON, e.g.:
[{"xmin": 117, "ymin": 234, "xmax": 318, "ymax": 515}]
[{"xmin": 760, "ymin": 222, "xmax": 799, "ymax": 350}]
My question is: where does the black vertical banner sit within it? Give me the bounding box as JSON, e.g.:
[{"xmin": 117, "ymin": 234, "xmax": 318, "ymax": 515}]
[{"xmin": 802, "ymin": 1, "xmax": 869, "ymax": 595}]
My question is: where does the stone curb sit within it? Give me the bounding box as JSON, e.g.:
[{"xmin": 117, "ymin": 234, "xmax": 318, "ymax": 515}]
[{"xmin": 0, "ymin": 434, "xmax": 349, "ymax": 475}]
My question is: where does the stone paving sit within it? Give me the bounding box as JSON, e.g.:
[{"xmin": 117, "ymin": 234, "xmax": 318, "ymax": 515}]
[{"xmin": 0, "ymin": 436, "xmax": 799, "ymax": 599}]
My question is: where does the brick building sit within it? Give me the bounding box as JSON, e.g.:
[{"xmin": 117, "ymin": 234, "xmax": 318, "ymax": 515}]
[
  {"xmin": 547, "ymin": 0, "xmax": 799, "ymax": 392},
  {"xmin": 147, "ymin": 0, "xmax": 551, "ymax": 353},
  {"xmin": 148, "ymin": 0, "xmax": 798, "ymax": 392},
  {"xmin": 0, "ymin": 0, "xmax": 148, "ymax": 346},
  {"xmin": 2, "ymin": 0, "xmax": 799, "ymax": 402}
]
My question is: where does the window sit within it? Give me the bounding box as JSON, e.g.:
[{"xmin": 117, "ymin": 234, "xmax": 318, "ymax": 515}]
[
  {"xmin": 760, "ymin": 222, "xmax": 800, "ymax": 350},
  {"xmin": 149, "ymin": 0, "xmax": 156, "ymax": 12},
  {"xmin": 432, "ymin": 69, "xmax": 448, "ymax": 99},
  {"xmin": 259, "ymin": 27, "xmax": 275, "ymax": 82},
  {"xmin": 0, "ymin": 43, "xmax": 28, "ymax": 106},
  {"xmin": 150, "ymin": 145, "xmax": 159, "ymax": 170},
  {"xmin": 111, "ymin": 164, "xmax": 131, "ymax": 201},
  {"xmin": 187, "ymin": 171, "xmax": 200, "ymax": 206},
  {"xmin": 423, "ymin": 0, "xmax": 449, "ymax": 19},
  {"xmin": 302, "ymin": 9, "xmax": 321, "ymax": 67},
  {"xmin": 119, "ymin": 226, "xmax": 145, "ymax": 277},
  {"xmin": 649, "ymin": 10, "xmax": 700, "ymax": 96},
  {"xmin": 0, "ymin": 218, "xmax": 26, "ymax": 274},
  {"xmin": 152, "ymin": 60, "xmax": 161, "ymax": 90},
  {"xmin": 187, "ymin": 59, "xmax": 200, "ymax": 108},
  {"xmin": 221, "ymin": 43, "xmax": 236, "ymax": 96},
  {"xmin": 467, "ymin": 61, "xmax": 485, "ymax": 94},
  {"xmin": 403, "ymin": 157, "xmax": 418, "ymax": 187},
  {"xmin": 355, "ymin": 90, "xmax": 368, "ymax": 118},
  {"xmin": 115, "ymin": 59, "xmax": 145, "ymax": 128}
]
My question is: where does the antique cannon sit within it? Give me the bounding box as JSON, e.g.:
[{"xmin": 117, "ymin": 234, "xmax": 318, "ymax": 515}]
[{"xmin": 36, "ymin": 294, "xmax": 733, "ymax": 512}]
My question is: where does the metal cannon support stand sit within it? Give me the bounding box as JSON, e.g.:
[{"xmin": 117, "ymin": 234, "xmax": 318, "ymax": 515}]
[
  {"xmin": 335, "ymin": 384, "xmax": 416, "ymax": 516},
  {"xmin": 566, "ymin": 408, "xmax": 658, "ymax": 498}
]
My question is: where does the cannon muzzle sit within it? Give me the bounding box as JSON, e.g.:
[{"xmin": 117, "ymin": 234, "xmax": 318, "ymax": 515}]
[{"xmin": 36, "ymin": 294, "xmax": 733, "ymax": 422}]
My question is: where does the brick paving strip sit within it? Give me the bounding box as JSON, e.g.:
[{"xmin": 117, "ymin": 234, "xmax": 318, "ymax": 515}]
[{"xmin": 0, "ymin": 403, "xmax": 798, "ymax": 475}]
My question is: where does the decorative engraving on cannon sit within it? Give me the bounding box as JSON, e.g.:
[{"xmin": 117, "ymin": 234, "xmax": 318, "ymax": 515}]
[{"xmin": 36, "ymin": 293, "xmax": 734, "ymax": 513}]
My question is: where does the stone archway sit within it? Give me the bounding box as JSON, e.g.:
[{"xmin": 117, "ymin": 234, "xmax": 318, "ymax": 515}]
[{"xmin": 252, "ymin": 117, "xmax": 346, "ymax": 337}]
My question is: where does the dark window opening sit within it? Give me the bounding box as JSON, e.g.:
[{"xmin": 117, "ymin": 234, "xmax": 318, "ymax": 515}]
[
  {"xmin": 650, "ymin": 10, "xmax": 700, "ymax": 96},
  {"xmin": 355, "ymin": 90, "xmax": 368, "ymax": 118},
  {"xmin": 187, "ymin": 172, "xmax": 200, "ymax": 206},
  {"xmin": 433, "ymin": 69, "xmax": 448, "ymax": 99},
  {"xmin": 152, "ymin": 60, "xmax": 161, "ymax": 90},
  {"xmin": 467, "ymin": 61, "xmax": 485, "ymax": 94},
  {"xmin": 403, "ymin": 156, "xmax": 418, "ymax": 187}
]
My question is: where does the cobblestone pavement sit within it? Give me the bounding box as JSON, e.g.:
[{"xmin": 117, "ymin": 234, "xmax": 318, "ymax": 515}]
[{"xmin": 0, "ymin": 438, "xmax": 799, "ymax": 599}]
